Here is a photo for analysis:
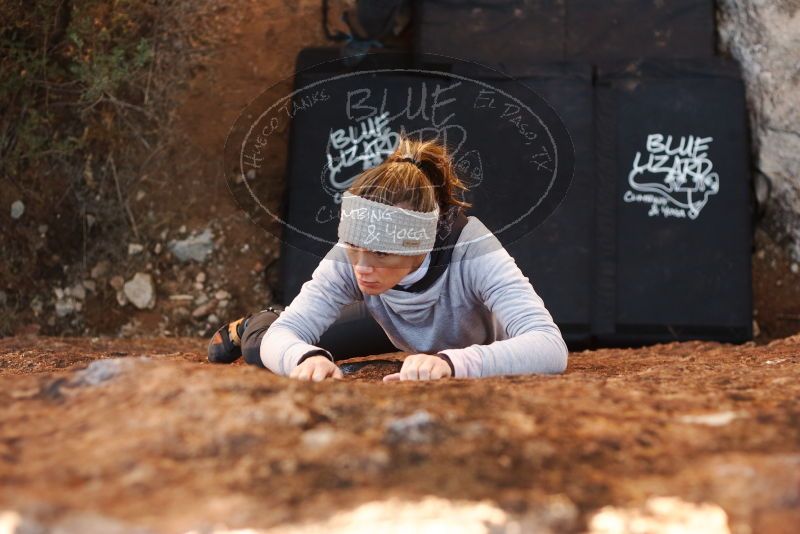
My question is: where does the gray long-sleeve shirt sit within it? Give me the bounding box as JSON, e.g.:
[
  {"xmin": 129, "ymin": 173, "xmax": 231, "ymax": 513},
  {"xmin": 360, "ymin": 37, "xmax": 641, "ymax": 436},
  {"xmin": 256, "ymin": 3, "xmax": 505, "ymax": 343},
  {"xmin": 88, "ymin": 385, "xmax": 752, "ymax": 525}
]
[{"xmin": 260, "ymin": 215, "xmax": 569, "ymax": 378}]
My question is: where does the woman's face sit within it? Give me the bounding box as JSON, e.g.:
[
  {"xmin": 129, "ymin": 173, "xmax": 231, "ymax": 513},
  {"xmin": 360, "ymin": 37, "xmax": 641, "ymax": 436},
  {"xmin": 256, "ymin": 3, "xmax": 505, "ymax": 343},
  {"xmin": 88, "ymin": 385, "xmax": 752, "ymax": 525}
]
[{"xmin": 343, "ymin": 242, "xmax": 427, "ymax": 295}]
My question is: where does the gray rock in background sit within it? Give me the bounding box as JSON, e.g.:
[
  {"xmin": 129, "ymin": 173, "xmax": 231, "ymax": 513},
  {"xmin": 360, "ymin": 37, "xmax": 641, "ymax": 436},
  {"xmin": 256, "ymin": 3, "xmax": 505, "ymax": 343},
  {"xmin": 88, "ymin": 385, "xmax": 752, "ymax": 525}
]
[
  {"xmin": 10, "ymin": 200, "xmax": 25, "ymax": 219},
  {"xmin": 168, "ymin": 228, "xmax": 214, "ymax": 262},
  {"xmin": 123, "ymin": 272, "xmax": 156, "ymax": 309},
  {"xmin": 718, "ymin": 1, "xmax": 800, "ymax": 259},
  {"xmin": 54, "ymin": 298, "xmax": 77, "ymax": 317}
]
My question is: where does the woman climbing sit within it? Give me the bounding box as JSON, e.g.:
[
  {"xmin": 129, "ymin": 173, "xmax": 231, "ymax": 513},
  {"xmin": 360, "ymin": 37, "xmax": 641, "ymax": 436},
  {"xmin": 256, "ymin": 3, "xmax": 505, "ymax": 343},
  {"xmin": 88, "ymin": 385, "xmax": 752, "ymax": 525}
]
[{"xmin": 207, "ymin": 134, "xmax": 568, "ymax": 381}]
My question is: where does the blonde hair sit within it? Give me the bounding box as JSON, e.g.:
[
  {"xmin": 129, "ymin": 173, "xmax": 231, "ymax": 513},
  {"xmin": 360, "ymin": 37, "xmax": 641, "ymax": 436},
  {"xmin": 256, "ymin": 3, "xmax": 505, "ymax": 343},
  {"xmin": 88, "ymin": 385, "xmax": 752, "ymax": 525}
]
[{"xmin": 347, "ymin": 134, "xmax": 472, "ymax": 215}]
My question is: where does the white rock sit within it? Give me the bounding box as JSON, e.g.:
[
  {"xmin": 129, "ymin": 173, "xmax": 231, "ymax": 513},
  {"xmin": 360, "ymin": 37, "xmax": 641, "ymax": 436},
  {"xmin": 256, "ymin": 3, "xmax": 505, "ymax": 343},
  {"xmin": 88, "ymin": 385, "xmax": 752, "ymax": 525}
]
[
  {"xmin": 214, "ymin": 290, "xmax": 231, "ymax": 300},
  {"xmin": 588, "ymin": 496, "xmax": 729, "ymax": 534},
  {"xmin": 245, "ymin": 495, "xmax": 576, "ymax": 534},
  {"xmin": 123, "ymin": 273, "xmax": 156, "ymax": 309},
  {"xmin": 301, "ymin": 427, "xmax": 340, "ymax": 450},
  {"xmin": 677, "ymin": 411, "xmax": 745, "ymax": 427},
  {"xmin": 55, "ymin": 298, "xmax": 76, "ymax": 317},
  {"xmin": 10, "ymin": 200, "xmax": 24, "ymax": 219},
  {"xmin": 128, "ymin": 243, "xmax": 144, "ymax": 255}
]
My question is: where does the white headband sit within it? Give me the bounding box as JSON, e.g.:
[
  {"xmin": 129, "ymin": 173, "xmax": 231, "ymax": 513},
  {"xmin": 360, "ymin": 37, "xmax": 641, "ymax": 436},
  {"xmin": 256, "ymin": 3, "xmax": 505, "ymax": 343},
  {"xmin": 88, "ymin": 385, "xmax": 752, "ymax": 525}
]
[{"xmin": 337, "ymin": 191, "xmax": 439, "ymax": 255}]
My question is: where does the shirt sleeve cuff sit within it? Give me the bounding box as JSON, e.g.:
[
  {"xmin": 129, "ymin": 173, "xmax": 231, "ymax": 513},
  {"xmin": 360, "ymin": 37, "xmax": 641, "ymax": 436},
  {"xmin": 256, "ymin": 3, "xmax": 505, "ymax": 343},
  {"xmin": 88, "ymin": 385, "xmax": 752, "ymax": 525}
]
[
  {"xmin": 281, "ymin": 343, "xmax": 334, "ymax": 373},
  {"xmin": 297, "ymin": 348, "xmax": 335, "ymax": 366},
  {"xmin": 435, "ymin": 352, "xmax": 456, "ymax": 377}
]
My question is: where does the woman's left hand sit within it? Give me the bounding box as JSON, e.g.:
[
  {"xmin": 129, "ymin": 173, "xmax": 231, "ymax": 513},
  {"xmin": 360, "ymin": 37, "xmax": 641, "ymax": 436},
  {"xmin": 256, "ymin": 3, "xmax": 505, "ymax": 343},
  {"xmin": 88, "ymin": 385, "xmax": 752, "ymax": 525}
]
[{"xmin": 383, "ymin": 353, "xmax": 452, "ymax": 382}]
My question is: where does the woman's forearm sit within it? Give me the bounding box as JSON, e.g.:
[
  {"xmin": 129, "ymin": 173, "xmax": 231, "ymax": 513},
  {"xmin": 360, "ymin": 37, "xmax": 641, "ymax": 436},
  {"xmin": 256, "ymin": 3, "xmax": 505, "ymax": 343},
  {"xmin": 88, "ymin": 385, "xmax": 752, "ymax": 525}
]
[{"xmin": 438, "ymin": 327, "xmax": 568, "ymax": 378}]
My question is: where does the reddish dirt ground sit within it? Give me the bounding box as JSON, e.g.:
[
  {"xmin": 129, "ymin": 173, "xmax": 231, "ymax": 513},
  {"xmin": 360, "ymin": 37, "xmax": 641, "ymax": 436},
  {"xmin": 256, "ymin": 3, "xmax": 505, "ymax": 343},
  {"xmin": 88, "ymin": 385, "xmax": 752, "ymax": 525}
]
[{"xmin": 1, "ymin": 335, "xmax": 798, "ymax": 533}]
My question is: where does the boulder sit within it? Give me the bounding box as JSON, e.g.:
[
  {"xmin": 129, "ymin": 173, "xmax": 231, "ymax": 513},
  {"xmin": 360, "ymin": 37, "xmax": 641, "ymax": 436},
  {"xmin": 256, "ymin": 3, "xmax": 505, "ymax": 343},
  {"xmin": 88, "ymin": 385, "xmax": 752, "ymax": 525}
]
[{"xmin": 718, "ymin": 1, "xmax": 800, "ymax": 260}]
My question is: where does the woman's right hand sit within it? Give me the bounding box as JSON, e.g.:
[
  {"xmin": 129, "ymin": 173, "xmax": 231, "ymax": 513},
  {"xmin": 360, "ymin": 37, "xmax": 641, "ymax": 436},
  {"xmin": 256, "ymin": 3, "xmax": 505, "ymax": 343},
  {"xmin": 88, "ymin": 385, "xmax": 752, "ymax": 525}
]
[{"xmin": 289, "ymin": 355, "xmax": 343, "ymax": 382}]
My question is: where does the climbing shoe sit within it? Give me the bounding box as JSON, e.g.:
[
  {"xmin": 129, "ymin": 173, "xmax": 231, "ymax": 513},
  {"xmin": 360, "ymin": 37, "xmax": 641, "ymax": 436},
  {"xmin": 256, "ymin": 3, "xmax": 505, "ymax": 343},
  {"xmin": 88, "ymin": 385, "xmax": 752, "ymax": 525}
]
[{"xmin": 207, "ymin": 315, "xmax": 249, "ymax": 364}]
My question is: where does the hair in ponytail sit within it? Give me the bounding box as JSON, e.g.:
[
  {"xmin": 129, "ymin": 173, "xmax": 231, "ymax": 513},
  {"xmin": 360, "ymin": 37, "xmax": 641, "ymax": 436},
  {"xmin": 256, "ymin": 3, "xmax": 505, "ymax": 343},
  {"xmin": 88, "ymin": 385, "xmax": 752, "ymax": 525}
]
[{"xmin": 346, "ymin": 134, "xmax": 472, "ymax": 216}]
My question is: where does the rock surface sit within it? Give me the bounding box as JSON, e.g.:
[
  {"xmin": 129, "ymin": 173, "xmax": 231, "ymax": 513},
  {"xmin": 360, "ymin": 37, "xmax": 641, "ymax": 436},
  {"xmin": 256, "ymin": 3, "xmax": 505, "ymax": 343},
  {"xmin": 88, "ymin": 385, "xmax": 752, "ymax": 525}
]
[
  {"xmin": 0, "ymin": 336, "xmax": 799, "ymax": 533},
  {"xmin": 718, "ymin": 1, "xmax": 800, "ymax": 260}
]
